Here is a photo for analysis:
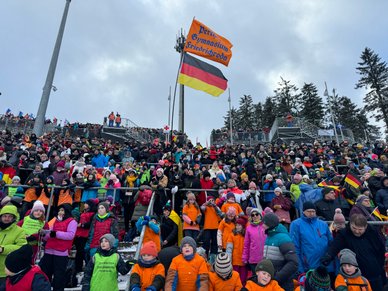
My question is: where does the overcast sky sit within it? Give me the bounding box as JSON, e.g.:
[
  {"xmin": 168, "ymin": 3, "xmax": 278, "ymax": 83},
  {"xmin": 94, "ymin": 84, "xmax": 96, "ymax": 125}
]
[{"xmin": 1, "ymin": 0, "xmax": 388, "ymax": 143}]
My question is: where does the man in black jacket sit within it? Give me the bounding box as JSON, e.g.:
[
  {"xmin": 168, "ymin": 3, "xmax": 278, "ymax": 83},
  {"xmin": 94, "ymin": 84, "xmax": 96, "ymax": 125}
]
[
  {"xmin": 321, "ymin": 214, "xmax": 386, "ymax": 291},
  {"xmin": 315, "ymin": 187, "xmax": 350, "ymax": 220},
  {"xmin": 160, "ymin": 204, "xmax": 178, "ymax": 248}
]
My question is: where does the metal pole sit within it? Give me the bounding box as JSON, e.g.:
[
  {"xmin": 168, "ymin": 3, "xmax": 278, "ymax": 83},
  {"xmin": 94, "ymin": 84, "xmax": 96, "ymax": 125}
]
[
  {"xmin": 33, "ymin": 0, "xmax": 71, "ymax": 137},
  {"xmin": 168, "ymin": 86, "xmax": 171, "ymax": 128},
  {"xmin": 178, "ymin": 82, "xmax": 184, "ymax": 133},
  {"xmin": 324, "ymin": 82, "xmax": 339, "ymax": 144},
  {"xmin": 228, "ymin": 88, "xmax": 233, "ymax": 145}
]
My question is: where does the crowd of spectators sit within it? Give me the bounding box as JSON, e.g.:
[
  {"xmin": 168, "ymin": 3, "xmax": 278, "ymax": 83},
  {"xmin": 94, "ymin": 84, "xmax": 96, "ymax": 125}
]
[{"xmin": 0, "ymin": 126, "xmax": 388, "ymax": 290}]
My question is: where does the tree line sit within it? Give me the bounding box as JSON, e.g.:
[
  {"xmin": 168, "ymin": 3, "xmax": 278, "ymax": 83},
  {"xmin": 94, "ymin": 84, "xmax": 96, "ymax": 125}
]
[{"xmin": 220, "ymin": 47, "xmax": 387, "ymax": 142}]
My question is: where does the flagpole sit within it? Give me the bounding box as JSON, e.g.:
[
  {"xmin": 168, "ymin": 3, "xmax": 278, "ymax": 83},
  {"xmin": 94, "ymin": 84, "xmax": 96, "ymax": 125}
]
[
  {"xmin": 171, "ymin": 30, "xmax": 186, "ymax": 140},
  {"xmin": 167, "ymin": 86, "xmax": 171, "ymax": 141},
  {"xmin": 228, "ymin": 88, "xmax": 233, "ymax": 145},
  {"xmin": 324, "ymin": 82, "xmax": 339, "ymax": 145},
  {"xmin": 33, "ymin": 0, "xmax": 71, "ymax": 137}
]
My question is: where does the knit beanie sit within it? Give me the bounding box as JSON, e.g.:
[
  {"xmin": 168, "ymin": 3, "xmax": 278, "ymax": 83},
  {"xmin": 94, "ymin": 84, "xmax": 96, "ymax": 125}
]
[
  {"xmin": 322, "ymin": 187, "xmax": 334, "ymax": 196},
  {"xmin": 265, "ymin": 174, "xmax": 273, "ymax": 181},
  {"xmin": 250, "ymin": 208, "xmax": 262, "ymax": 218},
  {"xmin": 85, "ymin": 199, "xmax": 97, "ymax": 212},
  {"xmin": 206, "ymin": 195, "xmax": 215, "ymax": 202},
  {"xmin": 11, "ymin": 176, "xmax": 21, "ymax": 182},
  {"xmin": 305, "ymin": 266, "xmax": 331, "ymax": 290},
  {"xmin": 274, "ymin": 187, "xmax": 282, "ymax": 193},
  {"xmin": 245, "ymin": 207, "xmax": 253, "ymax": 216},
  {"xmin": 109, "ymin": 174, "xmax": 117, "ymax": 181},
  {"xmin": 226, "ymin": 207, "xmax": 237, "ymax": 216},
  {"xmin": 98, "ymin": 202, "xmax": 110, "ymax": 213},
  {"xmin": 240, "ymin": 172, "xmax": 248, "ymax": 180},
  {"xmin": 263, "ymin": 213, "xmax": 279, "ymax": 229},
  {"xmin": 333, "ymin": 208, "xmax": 346, "ymax": 225},
  {"xmin": 356, "ymin": 195, "xmax": 369, "ymax": 204},
  {"xmin": 214, "ymin": 252, "xmax": 233, "ymax": 279},
  {"xmin": 339, "ymin": 249, "xmax": 358, "ymax": 267},
  {"xmin": 303, "ymin": 201, "xmax": 316, "ymax": 211},
  {"xmin": 263, "ymin": 207, "xmax": 273, "ymax": 215},
  {"xmin": 140, "ymin": 241, "xmax": 158, "ymax": 257},
  {"xmin": 236, "ymin": 216, "xmax": 248, "ymax": 228},
  {"xmin": 5, "ymin": 244, "xmax": 33, "ymax": 273},
  {"xmin": 31, "ymin": 200, "xmax": 45, "ymax": 214},
  {"xmin": 180, "ymin": 236, "xmax": 197, "ymax": 253},
  {"xmin": 226, "ymin": 192, "xmax": 235, "ymax": 200},
  {"xmin": 255, "ymin": 259, "xmax": 275, "ymax": 278},
  {"xmin": 100, "ymin": 233, "xmax": 115, "ymax": 248},
  {"xmin": 249, "ymin": 182, "xmax": 257, "ymax": 189}
]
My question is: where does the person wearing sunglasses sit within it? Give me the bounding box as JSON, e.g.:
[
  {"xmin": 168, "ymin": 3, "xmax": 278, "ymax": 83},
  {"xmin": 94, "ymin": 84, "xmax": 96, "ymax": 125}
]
[{"xmin": 242, "ymin": 208, "xmax": 266, "ymax": 274}]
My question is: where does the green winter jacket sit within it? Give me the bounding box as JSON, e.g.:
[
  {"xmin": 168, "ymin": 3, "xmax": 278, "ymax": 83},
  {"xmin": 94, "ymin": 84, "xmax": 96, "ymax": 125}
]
[{"xmin": 0, "ymin": 205, "xmax": 27, "ymax": 278}]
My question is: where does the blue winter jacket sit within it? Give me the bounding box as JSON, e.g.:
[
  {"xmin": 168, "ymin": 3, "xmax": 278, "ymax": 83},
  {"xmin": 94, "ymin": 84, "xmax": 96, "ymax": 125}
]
[{"xmin": 290, "ymin": 215, "xmax": 333, "ymax": 273}]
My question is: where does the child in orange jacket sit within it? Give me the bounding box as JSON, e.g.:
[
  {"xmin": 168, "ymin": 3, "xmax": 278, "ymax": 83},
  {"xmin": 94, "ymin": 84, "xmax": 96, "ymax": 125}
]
[
  {"xmin": 217, "ymin": 207, "xmax": 237, "ymax": 251},
  {"xmin": 182, "ymin": 192, "xmax": 201, "ymax": 239},
  {"xmin": 335, "ymin": 249, "xmax": 371, "ymax": 291},
  {"xmin": 165, "ymin": 236, "xmax": 208, "ymax": 291},
  {"xmin": 208, "ymin": 252, "xmax": 242, "ymax": 291},
  {"xmin": 242, "ymin": 259, "xmax": 284, "ymax": 290},
  {"xmin": 220, "ymin": 192, "xmax": 244, "ymax": 216},
  {"xmin": 226, "ymin": 216, "xmax": 248, "ymax": 285},
  {"xmin": 129, "ymin": 241, "xmax": 165, "ymax": 291}
]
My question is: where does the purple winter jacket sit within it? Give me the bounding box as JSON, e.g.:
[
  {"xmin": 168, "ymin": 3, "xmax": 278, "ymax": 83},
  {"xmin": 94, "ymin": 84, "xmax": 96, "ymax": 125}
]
[{"xmin": 242, "ymin": 222, "xmax": 266, "ymax": 264}]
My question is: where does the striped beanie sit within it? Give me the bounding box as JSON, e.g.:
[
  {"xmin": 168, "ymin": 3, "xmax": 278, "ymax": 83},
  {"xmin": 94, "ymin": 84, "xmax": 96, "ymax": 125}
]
[{"xmin": 214, "ymin": 252, "xmax": 233, "ymax": 279}]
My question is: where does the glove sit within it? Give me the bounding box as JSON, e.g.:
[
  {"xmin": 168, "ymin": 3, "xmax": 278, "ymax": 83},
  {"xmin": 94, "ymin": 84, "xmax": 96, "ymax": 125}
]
[
  {"xmin": 171, "ymin": 185, "xmax": 178, "ymax": 194},
  {"xmin": 190, "ymin": 221, "xmax": 194, "ymax": 226},
  {"xmin": 131, "ymin": 287, "xmax": 141, "ymax": 291},
  {"xmin": 141, "ymin": 220, "xmax": 149, "ymax": 226},
  {"xmin": 50, "ymin": 231, "xmax": 56, "ymax": 238},
  {"xmin": 126, "ymin": 260, "xmax": 136, "ymax": 269},
  {"xmin": 26, "ymin": 235, "xmax": 37, "ymax": 242},
  {"xmin": 143, "ymin": 216, "xmax": 150, "ymax": 221},
  {"xmin": 145, "ymin": 286, "xmax": 157, "ymax": 291}
]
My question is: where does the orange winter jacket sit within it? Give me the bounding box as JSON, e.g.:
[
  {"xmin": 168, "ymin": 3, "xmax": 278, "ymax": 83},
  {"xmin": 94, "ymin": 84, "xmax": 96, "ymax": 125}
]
[
  {"xmin": 131, "ymin": 263, "xmax": 165, "ymax": 291},
  {"xmin": 203, "ymin": 205, "xmax": 221, "ymax": 230},
  {"xmin": 143, "ymin": 226, "xmax": 161, "ymax": 253},
  {"xmin": 218, "ymin": 220, "xmax": 236, "ymax": 249},
  {"xmin": 165, "ymin": 253, "xmax": 209, "ymax": 291},
  {"xmin": 221, "ymin": 202, "xmax": 243, "ymax": 215},
  {"xmin": 38, "ymin": 188, "xmax": 50, "ymax": 206},
  {"xmin": 244, "ymin": 279, "xmax": 284, "ymax": 290},
  {"xmin": 58, "ymin": 189, "xmax": 73, "ymax": 206},
  {"xmin": 335, "ymin": 274, "xmax": 371, "ymax": 291},
  {"xmin": 226, "ymin": 232, "xmax": 244, "ymax": 266},
  {"xmin": 208, "ymin": 270, "xmax": 242, "ymax": 291},
  {"xmin": 24, "ymin": 187, "xmax": 39, "ymax": 202},
  {"xmin": 182, "ymin": 204, "xmax": 201, "ymax": 230}
]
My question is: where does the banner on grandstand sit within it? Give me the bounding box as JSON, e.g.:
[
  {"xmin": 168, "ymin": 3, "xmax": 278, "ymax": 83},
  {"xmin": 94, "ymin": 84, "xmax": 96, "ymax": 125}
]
[
  {"xmin": 178, "ymin": 53, "xmax": 228, "ymax": 97},
  {"xmin": 184, "ymin": 19, "xmax": 233, "ymax": 67}
]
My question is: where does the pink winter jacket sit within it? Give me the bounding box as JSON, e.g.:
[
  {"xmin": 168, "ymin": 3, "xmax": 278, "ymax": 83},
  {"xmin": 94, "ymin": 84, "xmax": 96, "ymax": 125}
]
[{"xmin": 242, "ymin": 222, "xmax": 266, "ymax": 264}]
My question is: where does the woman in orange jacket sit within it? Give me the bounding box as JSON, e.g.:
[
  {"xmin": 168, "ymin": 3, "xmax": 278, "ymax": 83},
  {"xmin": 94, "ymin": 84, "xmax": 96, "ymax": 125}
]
[{"xmin": 242, "ymin": 259, "xmax": 284, "ymax": 291}]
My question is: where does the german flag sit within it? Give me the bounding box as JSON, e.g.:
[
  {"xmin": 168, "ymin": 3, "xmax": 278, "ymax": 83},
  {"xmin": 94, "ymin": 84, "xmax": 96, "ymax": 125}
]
[
  {"xmin": 178, "ymin": 53, "xmax": 228, "ymax": 97},
  {"xmin": 344, "ymin": 173, "xmax": 362, "ymax": 189}
]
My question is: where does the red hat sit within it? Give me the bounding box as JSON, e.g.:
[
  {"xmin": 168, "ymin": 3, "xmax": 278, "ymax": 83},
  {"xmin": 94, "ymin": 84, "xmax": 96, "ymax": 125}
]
[
  {"xmin": 140, "ymin": 241, "xmax": 158, "ymax": 257},
  {"xmin": 206, "ymin": 196, "xmax": 215, "ymax": 201},
  {"xmin": 236, "ymin": 216, "xmax": 248, "ymax": 228}
]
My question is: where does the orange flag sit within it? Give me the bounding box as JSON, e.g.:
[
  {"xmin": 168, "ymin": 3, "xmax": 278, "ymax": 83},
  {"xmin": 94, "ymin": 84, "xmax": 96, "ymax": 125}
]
[{"xmin": 184, "ymin": 19, "xmax": 233, "ymax": 66}]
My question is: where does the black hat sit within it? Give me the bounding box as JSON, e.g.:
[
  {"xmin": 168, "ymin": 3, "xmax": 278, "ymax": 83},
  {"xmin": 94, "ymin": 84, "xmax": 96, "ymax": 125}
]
[
  {"xmin": 255, "ymin": 259, "xmax": 275, "ymax": 278},
  {"xmin": 263, "ymin": 213, "xmax": 280, "ymax": 229},
  {"xmin": 322, "ymin": 187, "xmax": 334, "ymax": 196},
  {"xmin": 303, "ymin": 201, "xmax": 316, "ymax": 212},
  {"xmin": 5, "ymin": 244, "xmax": 33, "ymax": 273}
]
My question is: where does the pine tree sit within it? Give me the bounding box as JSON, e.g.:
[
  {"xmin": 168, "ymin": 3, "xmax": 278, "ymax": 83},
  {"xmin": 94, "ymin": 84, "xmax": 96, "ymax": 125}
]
[
  {"xmin": 223, "ymin": 107, "xmax": 238, "ymax": 129},
  {"xmin": 272, "ymin": 77, "xmax": 302, "ymax": 116},
  {"xmin": 236, "ymin": 95, "xmax": 255, "ymax": 130},
  {"xmin": 355, "ymin": 47, "xmax": 388, "ymax": 131},
  {"xmin": 253, "ymin": 102, "xmax": 264, "ymax": 130},
  {"xmin": 262, "ymin": 97, "xmax": 276, "ymax": 127},
  {"xmin": 300, "ymin": 83, "xmax": 324, "ymax": 126}
]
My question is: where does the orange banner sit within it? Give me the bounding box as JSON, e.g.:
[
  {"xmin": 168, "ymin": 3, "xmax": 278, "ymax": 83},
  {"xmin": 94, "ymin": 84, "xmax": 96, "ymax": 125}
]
[{"xmin": 184, "ymin": 19, "xmax": 233, "ymax": 67}]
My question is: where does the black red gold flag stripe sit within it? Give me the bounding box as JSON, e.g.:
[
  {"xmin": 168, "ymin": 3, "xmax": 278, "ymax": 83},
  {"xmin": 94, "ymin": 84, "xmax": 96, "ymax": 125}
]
[{"xmin": 178, "ymin": 53, "xmax": 228, "ymax": 97}]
